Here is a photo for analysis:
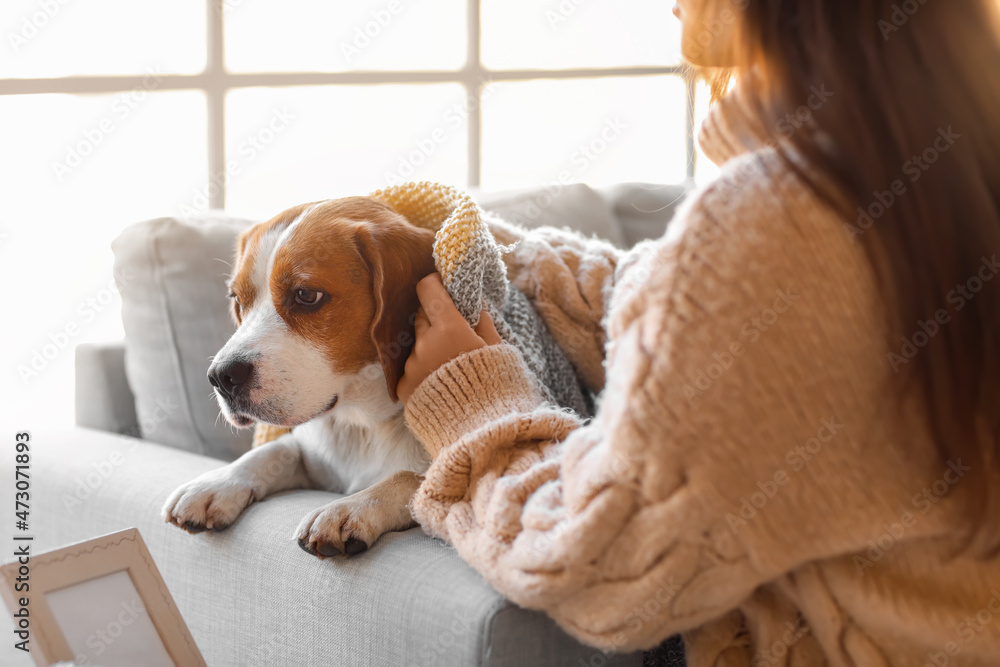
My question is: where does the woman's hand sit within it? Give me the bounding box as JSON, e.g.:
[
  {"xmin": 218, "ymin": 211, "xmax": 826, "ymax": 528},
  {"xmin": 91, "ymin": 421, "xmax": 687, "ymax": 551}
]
[{"xmin": 397, "ymin": 273, "xmax": 503, "ymax": 405}]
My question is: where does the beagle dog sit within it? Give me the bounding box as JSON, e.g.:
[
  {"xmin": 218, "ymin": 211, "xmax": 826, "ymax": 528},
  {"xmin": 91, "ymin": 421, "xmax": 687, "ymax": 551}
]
[{"xmin": 162, "ymin": 197, "xmax": 436, "ymax": 558}]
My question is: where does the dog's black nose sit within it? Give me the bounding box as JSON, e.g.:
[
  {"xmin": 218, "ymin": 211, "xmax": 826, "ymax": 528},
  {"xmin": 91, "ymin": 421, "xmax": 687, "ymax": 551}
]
[{"xmin": 208, "ymin": 360, "xmax": 253, "ymax": 397}]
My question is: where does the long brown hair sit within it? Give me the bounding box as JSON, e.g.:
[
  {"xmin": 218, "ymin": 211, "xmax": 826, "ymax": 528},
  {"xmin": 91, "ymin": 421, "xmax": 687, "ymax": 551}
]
[{"xmin": 711, "ymin": 0, "xmax": 1000, "ymax": 552}]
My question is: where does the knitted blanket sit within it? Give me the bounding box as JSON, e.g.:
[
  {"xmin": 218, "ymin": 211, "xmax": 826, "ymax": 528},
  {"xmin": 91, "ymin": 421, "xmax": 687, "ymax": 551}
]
[{"xmin": 369, "ymin": 181, "xmax": 590, "ymax": 417}]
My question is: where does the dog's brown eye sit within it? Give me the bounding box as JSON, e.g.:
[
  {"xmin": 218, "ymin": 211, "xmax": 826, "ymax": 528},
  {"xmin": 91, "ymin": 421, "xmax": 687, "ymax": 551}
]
[{"xmin": 294, "ymin": 288, "xmax": 323, "ymax": 306}]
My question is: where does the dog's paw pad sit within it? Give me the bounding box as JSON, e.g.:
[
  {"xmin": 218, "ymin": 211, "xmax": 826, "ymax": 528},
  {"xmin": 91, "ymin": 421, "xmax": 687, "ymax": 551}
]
[
  {"xmin": 183, "ymin": 521, "xmax": 206, "ymax": 534},
  {"xmin": 344, "ymin": 538, "xmax": 368, "ymax": 556},
  {"xmin": 317, "ymin": 542, "xmax": 343, "ymax": 557}
]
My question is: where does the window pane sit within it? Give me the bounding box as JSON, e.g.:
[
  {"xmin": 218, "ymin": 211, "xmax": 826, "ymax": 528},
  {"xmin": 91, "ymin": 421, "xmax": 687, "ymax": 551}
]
[
  {"xmin": 0, "ymin": 91, "xmax": 207, "ymax": 427},
  {"xmin": 482, "ymin": 0, "xmax": 680, "ymax": 70},
  {"xmin": 225, "ymin": 0, "xmax": 466, "ymax": 73},
  {"xmin": 481, "ymin": 76, "xmax": 686, "ymax": 190},
  {"xmin": 0, "ymin": 0, "xmax": 206, "ymax": 78},
  {"xmin": 224, "ymin": 84, "xmax": 468, "ymax": 218}
]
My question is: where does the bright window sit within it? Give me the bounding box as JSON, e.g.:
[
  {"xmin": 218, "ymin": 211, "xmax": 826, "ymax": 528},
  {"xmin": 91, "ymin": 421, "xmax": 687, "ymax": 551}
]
[{"xmin": 0, "ymin": 0, "xmax": 695, "ymax": 427}]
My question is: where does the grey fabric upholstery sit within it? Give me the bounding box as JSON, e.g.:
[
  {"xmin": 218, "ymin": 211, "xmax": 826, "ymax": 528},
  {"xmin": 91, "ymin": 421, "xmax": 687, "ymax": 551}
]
[
  {"xmin": 596, "ymin": 182, "xmax": 691, "ymax": 247},
  {"xmin": 112, "ymin": 213, "xmax": 257, "ymax": 462},
  {"xmin": 477, "ymin": 183, "xmax": 628, "ymax": 248},
  {"xmin": 0, "ymin": 427, "xmax": 641, "ymax": 667},
  {"xmin": 74, "ymin": 341, "xmax": 140, "ymax": 438}
]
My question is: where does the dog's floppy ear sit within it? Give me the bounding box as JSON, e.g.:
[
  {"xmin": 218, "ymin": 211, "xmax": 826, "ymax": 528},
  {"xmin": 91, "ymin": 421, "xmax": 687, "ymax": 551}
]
[
  {"xmin": 354, "ymin": 222, "xmax": 436, "ymax": 401},
  {"xmin": 236, "ymin": 229, "xmax": 250, "ymax": 257},
  {"xmin": 228, "ymin": 229, "xmax": 256, "ymax": 325}
]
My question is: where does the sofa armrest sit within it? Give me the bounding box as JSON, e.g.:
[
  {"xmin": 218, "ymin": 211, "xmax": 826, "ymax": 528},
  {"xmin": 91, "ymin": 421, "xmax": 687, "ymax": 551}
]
[{"xmin": 75, "ymin": 341, "xmax": 140, "ymax": 437}]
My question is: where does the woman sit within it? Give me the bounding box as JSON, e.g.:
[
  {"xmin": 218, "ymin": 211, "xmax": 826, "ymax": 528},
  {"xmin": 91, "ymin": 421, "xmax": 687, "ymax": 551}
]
[{"xmin": 396, "ymin": 0, "xmax": 1000, "ymax": 664}]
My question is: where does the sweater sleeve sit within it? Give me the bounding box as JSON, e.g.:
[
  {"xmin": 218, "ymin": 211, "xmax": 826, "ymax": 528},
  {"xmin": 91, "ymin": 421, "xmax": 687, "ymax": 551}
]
[
  {"xmin": 407, "ymin": 155, "xmax": 922, "ymax": 654},
  {"xmin": 406, "ymin": 292, "xmax": 750, "ymax": 652}
]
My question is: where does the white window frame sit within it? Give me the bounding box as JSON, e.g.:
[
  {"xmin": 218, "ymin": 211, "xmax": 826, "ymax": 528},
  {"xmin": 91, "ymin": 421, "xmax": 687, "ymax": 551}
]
[{"xmin": 0, "ymin": 0, "xmax": 696, "ymax": 207}]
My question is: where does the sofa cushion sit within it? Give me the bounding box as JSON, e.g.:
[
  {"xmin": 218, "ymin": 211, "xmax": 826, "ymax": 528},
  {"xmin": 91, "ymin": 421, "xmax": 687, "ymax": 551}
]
[{"xmin": 113, "ymin": 214, "xmax": 256, "ymax": 461}]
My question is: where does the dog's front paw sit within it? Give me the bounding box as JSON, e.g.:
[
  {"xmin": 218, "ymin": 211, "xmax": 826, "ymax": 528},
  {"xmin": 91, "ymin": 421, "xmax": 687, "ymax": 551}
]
[
  {"xmin": 294, "ymin": 496, "xmax": 388, "ymax": 559},
  {"xmin": 162, "ymin": 469, "xmax": 261, "ymax": 534}
]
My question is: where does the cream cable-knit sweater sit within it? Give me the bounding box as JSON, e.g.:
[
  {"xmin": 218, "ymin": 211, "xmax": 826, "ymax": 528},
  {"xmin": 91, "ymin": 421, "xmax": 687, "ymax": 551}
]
[{"xmin": 405, "ymin": 92, "xmax": 1000, "ymax": 665}]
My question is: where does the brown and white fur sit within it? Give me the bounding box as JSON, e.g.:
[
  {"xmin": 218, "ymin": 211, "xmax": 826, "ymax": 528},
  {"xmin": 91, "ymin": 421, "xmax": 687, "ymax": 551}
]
[{"xmin": 161, "ymin": 197, "xmax": 437, "ymax": 558}]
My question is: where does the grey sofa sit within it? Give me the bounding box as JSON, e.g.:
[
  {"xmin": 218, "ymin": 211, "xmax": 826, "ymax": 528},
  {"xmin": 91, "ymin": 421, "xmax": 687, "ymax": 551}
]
[{"xmin": 0, "ymin": 182, "xmax": 687, "ymax": 667}]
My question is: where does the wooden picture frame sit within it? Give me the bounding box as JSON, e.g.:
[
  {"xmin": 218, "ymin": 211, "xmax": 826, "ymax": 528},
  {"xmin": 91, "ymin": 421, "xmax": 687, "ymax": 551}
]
[{"xmin": 0, "ymin": 528, "xmax": 205, "ymax": 667}]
